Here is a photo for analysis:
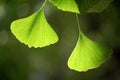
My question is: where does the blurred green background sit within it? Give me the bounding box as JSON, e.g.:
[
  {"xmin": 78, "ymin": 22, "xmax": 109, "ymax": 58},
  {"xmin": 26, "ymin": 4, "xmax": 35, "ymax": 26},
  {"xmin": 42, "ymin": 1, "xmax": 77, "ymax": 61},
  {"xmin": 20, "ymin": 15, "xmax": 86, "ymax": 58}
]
[{"xmin": 0, "ymin": 0, "xmax": 120, "ymax": 80}]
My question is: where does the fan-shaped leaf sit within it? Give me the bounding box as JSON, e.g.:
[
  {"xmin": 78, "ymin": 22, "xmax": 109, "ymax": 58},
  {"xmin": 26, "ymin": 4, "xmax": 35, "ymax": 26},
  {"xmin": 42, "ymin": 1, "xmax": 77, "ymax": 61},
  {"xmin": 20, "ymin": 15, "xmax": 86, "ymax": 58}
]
[
  {"xmin": 11, "ymin": 9, "xmax": 59, "ymax": 48},
  {"xmin": 68, "ymin": 32, "xmax": 112, "ymax": 72},
  {"xmin": 49, "ymin": 0, "xmax": 79, "ymax": 13},
  {"xmin": 77, "ymin": 0, "xmax": 113, "ymax": 13}
]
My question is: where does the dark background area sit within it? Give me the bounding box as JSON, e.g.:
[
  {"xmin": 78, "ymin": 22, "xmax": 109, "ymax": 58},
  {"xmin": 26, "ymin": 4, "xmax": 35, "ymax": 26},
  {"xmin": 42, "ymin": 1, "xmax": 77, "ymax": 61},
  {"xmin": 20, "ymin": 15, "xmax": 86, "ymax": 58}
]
[{"xmin": 0, "ymin": 0, "xmax": 120, "ymax": 80}]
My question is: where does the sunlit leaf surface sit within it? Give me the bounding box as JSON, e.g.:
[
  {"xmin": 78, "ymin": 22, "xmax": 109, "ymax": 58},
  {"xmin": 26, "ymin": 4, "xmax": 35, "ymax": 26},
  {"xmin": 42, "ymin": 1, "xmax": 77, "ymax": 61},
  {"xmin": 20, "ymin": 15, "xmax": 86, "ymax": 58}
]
[
  {"xmin": 11, "ymin": 9, "xmax": 59, "ymax": 48},
  {"xmin": 68, "ymin": 32, "xmax": 112, "ymax": 72},
  {"xmin": 49, "ymin": 0, "xmax": 79, "ymax": 13}
]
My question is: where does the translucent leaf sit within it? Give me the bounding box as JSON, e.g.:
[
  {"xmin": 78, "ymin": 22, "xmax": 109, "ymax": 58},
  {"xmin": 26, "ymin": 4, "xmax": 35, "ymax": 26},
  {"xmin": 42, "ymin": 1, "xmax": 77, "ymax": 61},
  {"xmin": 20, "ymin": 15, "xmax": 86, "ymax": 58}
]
[
  {"xmin": 11, "ymin": 9, "xmax": 59, "ymax": 48},
  {"xmin": 68, "ymin": 33, "xmax": 112, "ymax": 72},
  {"xmin": 77, "ymin": 0, "xmax": 113, "ymax": 13},
  {"xmin": 49, "ymin": 0, "xmax": 79, "ymax": 13}
]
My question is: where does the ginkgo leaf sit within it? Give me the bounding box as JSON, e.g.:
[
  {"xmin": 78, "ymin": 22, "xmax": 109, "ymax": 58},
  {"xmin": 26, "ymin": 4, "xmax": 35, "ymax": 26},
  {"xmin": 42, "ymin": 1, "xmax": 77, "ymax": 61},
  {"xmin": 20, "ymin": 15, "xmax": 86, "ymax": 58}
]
[
  {"xmin": 11, "ymin": 9, "xmax": 59, "ymax": 48},
  {"xmin": 49, "ymin": 0, "xmax": 79, "ymax": 13},
  {"xmin": 68, "ymin": 32, "xmax": 112, "ymax": 72},
  {"xmin": 86, "ymin": 0, "xmax": 113, "ymax": 13},
  {"xmin": 77, "ymin": 0, "xmax": 113, "ymax": 13}
]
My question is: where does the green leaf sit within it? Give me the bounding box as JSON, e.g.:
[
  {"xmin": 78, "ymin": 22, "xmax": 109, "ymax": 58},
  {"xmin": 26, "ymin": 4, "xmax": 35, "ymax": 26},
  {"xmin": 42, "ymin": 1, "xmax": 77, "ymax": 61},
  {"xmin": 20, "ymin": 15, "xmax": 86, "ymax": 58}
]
[
  {"xmin": 77, "ymin": 0, "xmax": 113, "ymax": 13},
  {"xmin": 49, "ymin": 0, "xmax": 79, "ymax": 13},
  {"xmin": 11, "ymin": 9, "xmax": 59, "ymax": 48},
  {"xmin": 68, "ymin": 32, "xmax": 112, "ymax": 72}
]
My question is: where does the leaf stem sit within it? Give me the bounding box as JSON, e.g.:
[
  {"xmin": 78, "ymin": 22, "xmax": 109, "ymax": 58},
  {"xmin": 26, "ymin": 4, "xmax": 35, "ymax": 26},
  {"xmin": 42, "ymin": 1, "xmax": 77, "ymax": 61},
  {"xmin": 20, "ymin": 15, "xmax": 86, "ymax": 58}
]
[
  {"xmin": 40, "ymin": 0, "xmax": 48, "ymax": 10},
  {"xmin": 75, "ymin": 13, "xmax": 81, "ymax": 36}
]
